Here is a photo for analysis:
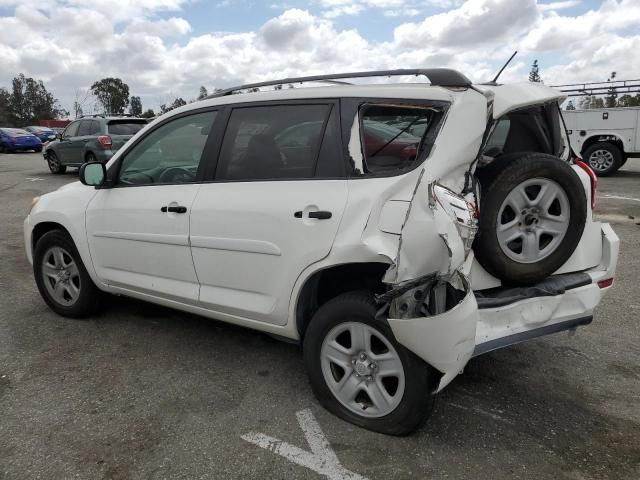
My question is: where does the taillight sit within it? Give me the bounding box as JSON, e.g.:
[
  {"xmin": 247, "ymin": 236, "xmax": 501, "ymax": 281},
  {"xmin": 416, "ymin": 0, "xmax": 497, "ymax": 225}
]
[
  {"xmin": 430, "ymin": 184, "xmax": 478, "ymax": 256},
  {"xmin": 597, "ymin": 278, "xmax": 613, "ymax": 289},
  {"xmin": 575, "ymin": 159, "xmax": 597, "ymax": 210},
  {"xmin": 97, "ymin": 135, "xmax": 112, "ymax": 149}
]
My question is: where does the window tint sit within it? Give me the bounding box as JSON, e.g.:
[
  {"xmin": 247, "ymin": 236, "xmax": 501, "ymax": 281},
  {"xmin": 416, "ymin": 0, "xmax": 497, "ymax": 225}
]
[
  {"xmin": 77, "ymin": 120, "xmax": 100, "ymax": 136},
  {"xmin": 117, "ymin": 111, "xmax": 216, "ymax": 186},
  {"xmin": 108, "ymin": 121, "xmax": 147, "ymax": 135},
  {"xmin": 484, "ymin": 118, "xmax": 510, "ymax": 154},
  {"xmin": 360, "ymin": 105, "xmax": 435, "ymax": 174},
  {"xmin": 64, "ymin": 122, "xmax": 80, "ymax": 137},
  {"xmin": 216, "ymin": 104, "xmax": 332, "ymax": 181}
]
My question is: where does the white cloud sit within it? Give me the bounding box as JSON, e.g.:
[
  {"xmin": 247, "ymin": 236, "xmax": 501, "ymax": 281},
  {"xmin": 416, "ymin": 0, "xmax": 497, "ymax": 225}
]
[
  {"xmin": 538, "ymin": 0, "xmax": 581, "ymax": 11},
  {"xmin": 0, "ymin": 0, "xmax": 638, "ymax": 113}
]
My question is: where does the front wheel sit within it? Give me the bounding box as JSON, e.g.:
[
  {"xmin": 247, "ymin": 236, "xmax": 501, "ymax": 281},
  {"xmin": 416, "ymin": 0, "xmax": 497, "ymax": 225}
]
[
  {"xmin": 303, "ymin": 291, "xmax": 437, "ymax": 436},
  {"xmin": 33, "ymin": 229, "xmax": 102, "ymax": 318}
]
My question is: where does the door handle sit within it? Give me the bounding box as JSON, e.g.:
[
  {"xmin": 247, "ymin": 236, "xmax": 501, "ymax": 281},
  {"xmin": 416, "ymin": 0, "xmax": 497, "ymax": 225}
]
[
  {"xmin": 294, "ymin": 210, "xmax": 332, "ymax": 219},
  {"xmin": 161, "ymin": 206, "xmax": 187, "ymax": 213}
]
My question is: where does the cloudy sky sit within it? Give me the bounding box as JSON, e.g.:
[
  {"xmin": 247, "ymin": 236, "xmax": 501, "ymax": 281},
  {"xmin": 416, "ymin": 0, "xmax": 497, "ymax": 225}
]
[{"xmin": 0, "ymin": 0, "xmax": 638, "ymax": 114}]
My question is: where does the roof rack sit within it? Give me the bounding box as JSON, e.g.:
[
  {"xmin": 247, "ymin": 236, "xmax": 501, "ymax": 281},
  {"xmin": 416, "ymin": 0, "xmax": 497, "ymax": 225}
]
[
  {"xmin": 208, "ymin": 68, "xmax": 472, "ymax": 98},
  {"xmin": 79, "ymin": 113, "xmax": 134, "ymax": 118}
]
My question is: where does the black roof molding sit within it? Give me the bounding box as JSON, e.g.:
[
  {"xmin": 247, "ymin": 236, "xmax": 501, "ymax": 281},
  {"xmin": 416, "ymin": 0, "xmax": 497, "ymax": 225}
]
[{"xmin": 208, "ymin": 68, "xmax": 472, "ymax": 98}]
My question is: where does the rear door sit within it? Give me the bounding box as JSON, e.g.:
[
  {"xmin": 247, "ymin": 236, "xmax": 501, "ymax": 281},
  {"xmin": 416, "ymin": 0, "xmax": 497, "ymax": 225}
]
[{"xmin": 189, "ymin": 101, "xmax": 348, "ymax": 325}]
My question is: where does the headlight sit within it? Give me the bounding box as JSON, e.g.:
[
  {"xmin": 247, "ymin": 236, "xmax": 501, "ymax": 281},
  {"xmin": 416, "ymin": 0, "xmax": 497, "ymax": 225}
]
[
  {"xmin": 29, "ymin": 196, "xmax": 40, "ymax": 214},
  {"xmin": 430, "ymin": 184, "xmax": 478, "ymax": 255}
]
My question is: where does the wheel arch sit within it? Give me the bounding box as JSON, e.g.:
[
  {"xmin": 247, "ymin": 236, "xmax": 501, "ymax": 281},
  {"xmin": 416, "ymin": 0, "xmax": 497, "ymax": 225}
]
[
  {"xmin": 295, "ymin": 262, "xmax": 390, "ymax": 339},
  {"xmin": 581, "ymin": 134, "xmax": 625, "ymax": 155}
]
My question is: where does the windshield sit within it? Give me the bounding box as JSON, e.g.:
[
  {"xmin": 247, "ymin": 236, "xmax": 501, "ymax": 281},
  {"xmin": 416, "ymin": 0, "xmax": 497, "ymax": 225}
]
[{"xmin": 107, "ymin": 121, "xmax": 147, "ymax": 135}]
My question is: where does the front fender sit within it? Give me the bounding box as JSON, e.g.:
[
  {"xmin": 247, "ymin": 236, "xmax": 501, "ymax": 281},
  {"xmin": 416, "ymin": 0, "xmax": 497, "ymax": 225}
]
[{"xmin": 26, "ymin": 184, "xmax": 105, "ymax": 290}]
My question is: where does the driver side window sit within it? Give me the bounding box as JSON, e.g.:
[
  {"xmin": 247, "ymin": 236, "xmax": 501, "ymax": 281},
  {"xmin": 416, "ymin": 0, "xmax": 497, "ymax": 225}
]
[{"xmin": 118, "ymin": 110, "xmax": 217, "ymax": 186}]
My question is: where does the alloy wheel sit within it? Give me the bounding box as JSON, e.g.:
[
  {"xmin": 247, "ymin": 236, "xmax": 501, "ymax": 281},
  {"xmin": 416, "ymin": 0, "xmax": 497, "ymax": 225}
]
[
  {"xmin": 320, "ymin": 321, "xmax": 405, "ymax": 418},
  {"xmin": 496, "ymin": 177, "xmax": 570, "ymax": 264},
  {"xmin": 41, "ymin": 246, "xmax": 81, "ymax": 306},
  {"xmin": 588, "ymin": 149, "xmax": 615, "ymax": 172}
]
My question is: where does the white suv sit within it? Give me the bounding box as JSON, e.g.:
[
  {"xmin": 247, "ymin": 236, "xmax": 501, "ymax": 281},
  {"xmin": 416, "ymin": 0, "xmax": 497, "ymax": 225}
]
[{"xmin": 24, "ymin": 69, "xmax": 619, "ymax": 435}]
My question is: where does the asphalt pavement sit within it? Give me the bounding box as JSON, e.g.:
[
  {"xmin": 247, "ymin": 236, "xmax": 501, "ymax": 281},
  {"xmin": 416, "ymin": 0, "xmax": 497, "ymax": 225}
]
[{"xmin": 1, "ymin": 152, "xmax": 639, "ymax": 479}]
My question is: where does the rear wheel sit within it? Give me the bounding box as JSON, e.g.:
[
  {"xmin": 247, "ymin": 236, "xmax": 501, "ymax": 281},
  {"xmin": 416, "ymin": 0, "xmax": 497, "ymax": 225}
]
[
  {"xmin": 46, "ymin": 151, "xmax": 66, "ymax": 174},
  {"xmin": 583, "ymin": 142, "xmax": 623, "ymax": 176},
  {"xmin": 85, "ymin": 152, "xmax": 97, "ymax": 163},
  {"xmin": 303, "ymin": 291, "xmax": 437, "ymax": 436}
]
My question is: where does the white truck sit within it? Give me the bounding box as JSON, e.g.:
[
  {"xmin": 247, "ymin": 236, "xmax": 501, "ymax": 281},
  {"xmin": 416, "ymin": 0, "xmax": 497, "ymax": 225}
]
[{"xmin": 564, "ymin": 106, "xmax": 640, "ymax": 176}]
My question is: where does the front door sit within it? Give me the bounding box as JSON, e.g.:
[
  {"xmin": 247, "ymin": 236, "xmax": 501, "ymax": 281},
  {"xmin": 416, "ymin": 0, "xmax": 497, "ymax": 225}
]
[
  {"xmin": 56, "ymin": 120, "xmax": 81, "ymax": 163},
  {"xmin": 190, "ymin": 102, "xmax": 348, "ymax": 325},
  {"xmin": 85, "ymin": 109, "xmax": 219, "ymax": 304}
]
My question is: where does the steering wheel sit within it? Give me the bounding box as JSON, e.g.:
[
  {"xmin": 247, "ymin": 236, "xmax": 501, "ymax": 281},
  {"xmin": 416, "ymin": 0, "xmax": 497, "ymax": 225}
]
[{"xmin": 158, "ymin": 166, "xmax": 194, "ymax": 183}]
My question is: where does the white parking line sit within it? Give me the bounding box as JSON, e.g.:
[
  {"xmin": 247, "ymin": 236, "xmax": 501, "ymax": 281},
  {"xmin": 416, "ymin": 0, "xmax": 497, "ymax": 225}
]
[
  {"xmin": 600, "ymin": 194, "xmax": 640, "ymax": 203},
  {"xmin": 25, "ymin": 177, "xmax": 43, "ymax": 182},
  {"xmin": 241, "ymin": 409, "xmax": 369, "ymax": 480}
]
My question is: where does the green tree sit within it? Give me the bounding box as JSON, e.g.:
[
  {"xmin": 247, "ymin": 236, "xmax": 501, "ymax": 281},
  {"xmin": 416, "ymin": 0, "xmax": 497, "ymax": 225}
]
[
  {"xmin": 528, "ymin": 60, "xmax": 541, "ymax": 83},
  {"xmin": 197, "ymin": 86, "xmax": 208, "ymax": 100},
  {"xmin": 617, "ymin": 94, "xmax": 640, "ymax": 107},
  {"xmin": 8, "ymin": 73, "xmax": 64, "ymax": 125},
  {"xmin": 140, "ymin": 108, "xmax": 155, "ymax": 119},
  {"xmin": 590, "ymin": 97, "xmax": 605, "ymax": 109},
  {"xmin": 605, "ymin": 72, "xmax": 617, "ymax": 108},
  {"xmin": 91, "ymin": 77, "xmax": 130, "ymax": 114},
  {"xmin": 159, "ymin": 97, "xmax": 187, "ymax": 114},
  {"xmin": 0, "ymin": 88, "xmax": 11, "ymax": 125},
  {"xmin": 130, "ymin": 95, "xmax": 142, "ymax": 116}
]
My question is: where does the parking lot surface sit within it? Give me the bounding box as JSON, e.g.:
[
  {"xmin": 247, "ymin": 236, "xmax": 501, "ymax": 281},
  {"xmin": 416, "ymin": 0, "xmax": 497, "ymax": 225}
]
[{"xmin": 1, "ymin": 152, "xmax": 639, "ymax": 480}]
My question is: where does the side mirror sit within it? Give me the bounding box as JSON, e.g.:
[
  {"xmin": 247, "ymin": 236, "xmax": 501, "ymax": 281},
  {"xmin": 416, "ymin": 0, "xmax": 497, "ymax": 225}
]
[{"xmin": 79, "ymin": 162, "xmax": 106, "ymax": 187}]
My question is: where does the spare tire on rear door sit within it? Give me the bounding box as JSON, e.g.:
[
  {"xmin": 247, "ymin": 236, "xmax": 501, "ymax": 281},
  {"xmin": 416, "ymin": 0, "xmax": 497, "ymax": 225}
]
[{"xmin": 474, "ymin": 152, "xmax": 587, "ymax": 286}]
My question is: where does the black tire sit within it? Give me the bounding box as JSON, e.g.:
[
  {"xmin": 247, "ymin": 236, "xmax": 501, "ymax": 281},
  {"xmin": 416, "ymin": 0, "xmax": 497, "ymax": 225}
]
[
  {"xmin": 33, "ymin": 229, "xmax": 102, "ymax": 318},
  {"xmin": 35, "ymin": 147, "xmax": 43, "ymax": 153},
  {"xmin": 474, "ymin": 153, "xmax": 587, "ymax": 285},
  {"xmin": 303, "ymin": 291, "xmax": 437, "ymax": 436},
  {"xmin": 85, "ymin": 152, "xmax": 97, "ymax": 163},
  {"xmin": 46, "ymin": 151, "xmax": 66, "ymax": 174},
  {"xmin": 583, "ymin": 142, "xmax": 623, "ymax": 176}
]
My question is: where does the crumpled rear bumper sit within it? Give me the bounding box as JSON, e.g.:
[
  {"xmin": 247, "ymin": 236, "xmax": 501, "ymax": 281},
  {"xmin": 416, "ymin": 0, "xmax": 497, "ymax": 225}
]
[{"xmin": 387, "ymin": 282, "xmax": 478, "ymax": 392}]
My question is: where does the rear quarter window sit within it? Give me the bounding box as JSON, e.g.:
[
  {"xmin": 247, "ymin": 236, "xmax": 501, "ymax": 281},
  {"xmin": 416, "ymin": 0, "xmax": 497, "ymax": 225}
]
[{"xmin": 358, "ymin": 104, "xmax": 442, "ymax": 175}]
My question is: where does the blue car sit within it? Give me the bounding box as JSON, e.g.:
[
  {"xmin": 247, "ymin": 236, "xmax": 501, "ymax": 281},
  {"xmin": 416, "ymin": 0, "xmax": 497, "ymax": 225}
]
[
  {"xmin": 0, "ymin": 128, "xmax": 43, "ymax": 153},
  {"xmin": 25, "ymin": 126, "xmax": 58, "ymax": 144}
]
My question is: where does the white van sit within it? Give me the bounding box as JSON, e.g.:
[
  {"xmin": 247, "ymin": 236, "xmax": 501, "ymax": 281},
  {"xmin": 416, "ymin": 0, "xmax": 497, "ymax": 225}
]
[{"xmin": 564, "ymin": 106, "xmax": 640, "ymax": 176}]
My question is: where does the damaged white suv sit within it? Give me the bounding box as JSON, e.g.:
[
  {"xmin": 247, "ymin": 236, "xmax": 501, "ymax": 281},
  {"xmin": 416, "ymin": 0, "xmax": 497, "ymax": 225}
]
[{"xmin": 24, "ymin": 69, "xmax": 619, "ymax": 435}]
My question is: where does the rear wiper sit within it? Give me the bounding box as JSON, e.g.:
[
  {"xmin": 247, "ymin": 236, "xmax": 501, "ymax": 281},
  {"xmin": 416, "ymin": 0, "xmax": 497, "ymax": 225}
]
[{"xmin": 369, "ymin": 117, "xmax": 422, "ymax": 158}]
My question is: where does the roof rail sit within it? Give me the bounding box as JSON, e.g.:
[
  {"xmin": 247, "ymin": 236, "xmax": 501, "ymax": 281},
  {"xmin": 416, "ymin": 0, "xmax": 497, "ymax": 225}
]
[
  {"xmin": 79, "ymin": 114, "xmax": 105, "ymax": 118},
  {"xmin": 208, "ymin": 68, "xmax": 472, "ymax": 98}
]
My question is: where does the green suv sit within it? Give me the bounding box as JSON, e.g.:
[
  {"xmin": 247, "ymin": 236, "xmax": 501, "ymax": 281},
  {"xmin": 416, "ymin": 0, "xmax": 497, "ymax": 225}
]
[{"xmin": 44, "ymin": 115, "xmax": 147, "ymax": 174}]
